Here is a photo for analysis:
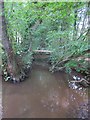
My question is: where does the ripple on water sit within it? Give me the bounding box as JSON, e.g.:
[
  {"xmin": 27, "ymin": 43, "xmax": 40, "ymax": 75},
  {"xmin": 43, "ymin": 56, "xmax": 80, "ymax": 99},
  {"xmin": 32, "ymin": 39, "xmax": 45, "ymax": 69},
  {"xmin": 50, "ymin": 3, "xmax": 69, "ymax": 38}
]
[{"xmin": 41, "ymin": 89, "xmax": 61, "ymax": 112}]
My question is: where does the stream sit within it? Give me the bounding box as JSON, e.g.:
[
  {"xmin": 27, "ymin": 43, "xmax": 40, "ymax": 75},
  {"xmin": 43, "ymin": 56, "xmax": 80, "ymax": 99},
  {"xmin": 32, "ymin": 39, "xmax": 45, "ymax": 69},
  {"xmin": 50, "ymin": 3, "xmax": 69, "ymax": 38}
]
[{"xmin": 2, "ymin": 59, "xmax": 89, "ymax": 118}]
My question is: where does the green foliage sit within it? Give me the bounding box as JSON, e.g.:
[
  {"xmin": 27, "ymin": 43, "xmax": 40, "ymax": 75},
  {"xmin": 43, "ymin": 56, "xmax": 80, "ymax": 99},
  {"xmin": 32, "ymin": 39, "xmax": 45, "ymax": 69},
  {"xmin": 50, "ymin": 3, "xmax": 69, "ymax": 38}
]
[
  {"xmin": 22, "ymin": 52, "xmax": 33, "ymax": 66},
  {"xmin": 65, "ymin": 53, "xmax": 90, "ymax": 75},
  {"xmin": 3, "ymin": 2, "xmax": 89, "ymax": 75}
]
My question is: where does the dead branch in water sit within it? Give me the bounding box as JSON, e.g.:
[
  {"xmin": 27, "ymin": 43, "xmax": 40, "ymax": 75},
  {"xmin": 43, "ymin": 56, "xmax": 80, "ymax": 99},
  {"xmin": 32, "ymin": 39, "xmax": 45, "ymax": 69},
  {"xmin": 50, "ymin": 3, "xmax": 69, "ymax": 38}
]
[{"xmin": 70, "ymin": 78, "xmax": 90, "ymax": 84}]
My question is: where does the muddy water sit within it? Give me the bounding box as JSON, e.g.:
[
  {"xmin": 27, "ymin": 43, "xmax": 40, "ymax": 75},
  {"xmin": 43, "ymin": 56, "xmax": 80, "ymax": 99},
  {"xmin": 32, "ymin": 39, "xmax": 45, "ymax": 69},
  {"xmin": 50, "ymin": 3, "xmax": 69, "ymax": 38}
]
[
  {"xmin": 0, "ymin": 75, "xmax": 2, "ymax": 119},
  {"xmin": 2, "ymin": 61, "xmax": 88, "ymax": 118}
]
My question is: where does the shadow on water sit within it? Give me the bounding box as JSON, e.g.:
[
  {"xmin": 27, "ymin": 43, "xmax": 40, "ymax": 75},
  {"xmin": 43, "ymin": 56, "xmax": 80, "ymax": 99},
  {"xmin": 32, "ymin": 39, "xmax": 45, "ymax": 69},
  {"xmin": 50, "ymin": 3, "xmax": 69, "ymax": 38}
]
[{"xmin": 2, "ymin": 60, "xmax": 88, "ymax": 118}]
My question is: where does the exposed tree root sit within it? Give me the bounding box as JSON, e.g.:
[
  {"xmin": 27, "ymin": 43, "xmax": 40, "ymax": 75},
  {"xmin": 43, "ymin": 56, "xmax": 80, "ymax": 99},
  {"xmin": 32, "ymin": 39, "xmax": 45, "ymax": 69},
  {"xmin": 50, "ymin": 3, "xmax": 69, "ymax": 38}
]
[{"xmin": 3, "ymin": 65, "xmax": 31, "ymax": 84}]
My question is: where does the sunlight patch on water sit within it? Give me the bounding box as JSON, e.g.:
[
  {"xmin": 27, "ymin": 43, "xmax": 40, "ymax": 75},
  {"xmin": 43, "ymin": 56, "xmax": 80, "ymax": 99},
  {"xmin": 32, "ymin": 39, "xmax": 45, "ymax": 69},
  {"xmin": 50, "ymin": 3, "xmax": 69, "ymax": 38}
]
[{"xmin": 39, "ymin": 76, "xmax": 42, "ymax": 81}]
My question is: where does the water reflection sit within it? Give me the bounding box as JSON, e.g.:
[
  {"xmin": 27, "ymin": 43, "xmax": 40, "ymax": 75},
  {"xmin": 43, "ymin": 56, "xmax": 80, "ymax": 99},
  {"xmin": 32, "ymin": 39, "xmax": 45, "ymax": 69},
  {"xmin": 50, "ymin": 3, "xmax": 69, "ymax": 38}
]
[
  {"xmin": 41, "ymin": 89, "xmax": 61, "ymax": 112},
  {"xmin": 2, "ymin": 62, "xmax": 88, "ymax": 118}
]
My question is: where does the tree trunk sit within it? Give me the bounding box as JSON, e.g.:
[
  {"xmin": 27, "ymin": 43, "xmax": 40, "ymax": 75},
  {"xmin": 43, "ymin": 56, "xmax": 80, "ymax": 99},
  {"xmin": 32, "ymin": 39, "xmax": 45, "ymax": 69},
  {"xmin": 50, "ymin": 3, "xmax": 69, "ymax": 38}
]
[
  {"xmin": 1, "ymin": 2, "xmax": 21, "ymax": 81},
  {"xmin": 73, "ymin": 9, "xmax": 77, "ymax": 40}
]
